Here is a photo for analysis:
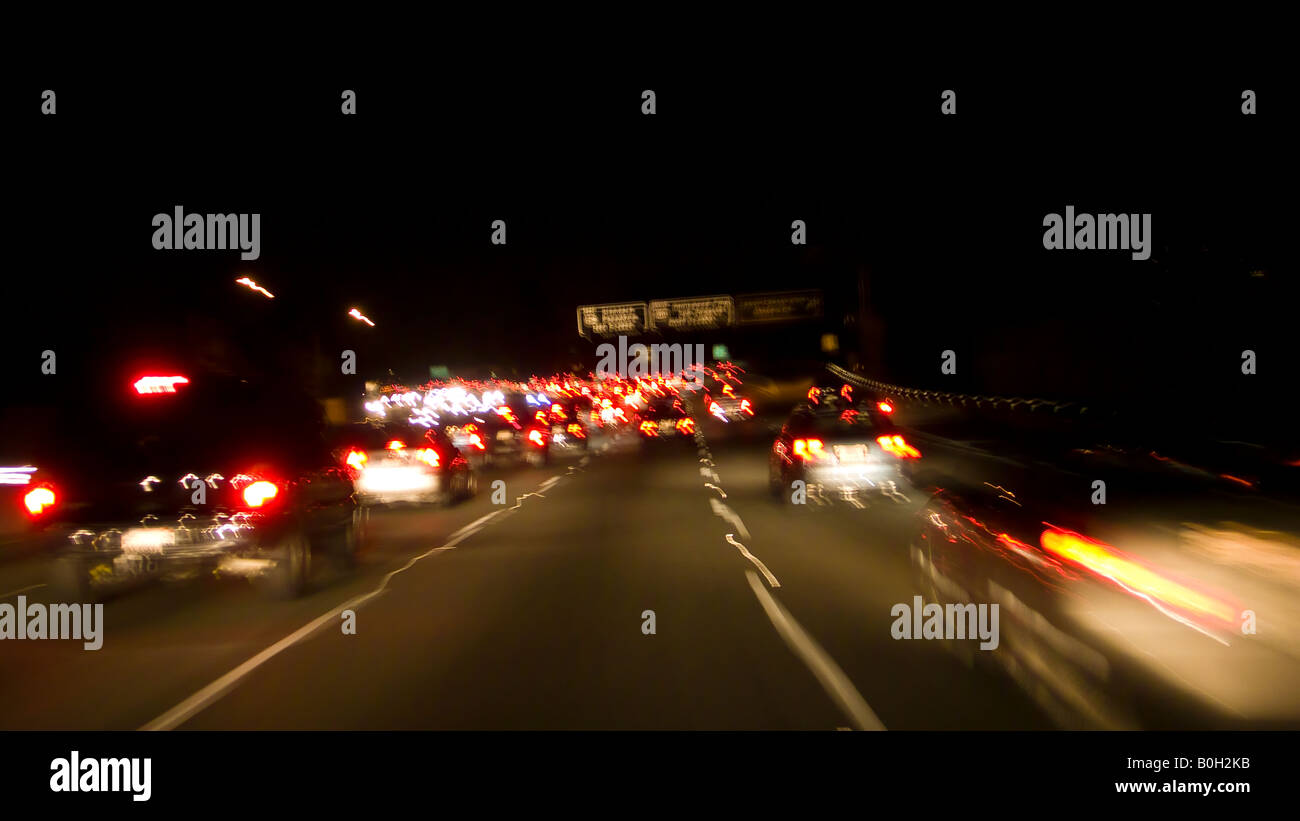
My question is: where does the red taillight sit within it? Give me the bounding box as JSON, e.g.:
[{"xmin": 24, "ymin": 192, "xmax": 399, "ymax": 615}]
[
  {"xmin": 567, "ymin": 423, "xmax": 586, "ymax": 438},
  {"xmin": 551, "ymin": 403, "xmax": 567, "ymax": 420},
  {"xmin": 345, "ymin": 449, "xmax": 368, "ymax": 470},
  {"xmin": 24, "ymin": 485, "xmax": 56, "ymax": 516},
  {"xmin": 415, "ymin": 448, "xmax": 441, "ymax": 468},
  {"xmin": 740, "ymin": 398, "xmax": 753, "ymax": 415},
  {"xmin": 134, "ymin": 375, "xmax": 189, "ymax": 395},
  {"xmin": 793, "ymin": 438, "xmax": 825, "ymax": 460},
  {"xmin": 242, "ymin": 480, "xmax": 279, "ymax": 508},
  {"xmin": 876, "ymin": 434, "xmax": 920, "ymax": 458},
  {"xmin": 807, "ymin": 387, "xmax": 820, "ymax": 404},
  {"xmin": 386, "ymin": 440, "xmax": 406, "ymax": 451},
  {"xmin": 639, "ymin": 420, "xmax": 659, "ymax": 437},
  {"xmin": 528, "ymin": 429, "xmax": 546, "ymax": 447},
  {"xmin": 877, "ymin": 401, "xmax": 894, "ymax": 414},
  {"xmin": 709, "ymin": 401, "xmax": 724, "ymax": 417},
  {"xmin": 469, "ymin": 433, "xmax": 486, "ymax": 450},
  {"xmin": 676, "ymin": 417, "xmax": 696, "ymax": 434}
]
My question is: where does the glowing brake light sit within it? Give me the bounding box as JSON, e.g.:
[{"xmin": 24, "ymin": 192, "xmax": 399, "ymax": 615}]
[
  {"xmin": 387, "ymin": 440, "xmax": 406, "ymax": 451},
  {"xmin": 676, "ymin": 417, "xmax": 696, "ymax": 434},
  {"xmin": 415, "ymin": 448, "xmax": 441, "ymax": 467},
  {"xmin": 876, "ymin": 434, "xmax": 920, "ymax": 458},
  {"xmin": 527, "ymin": 429, "xmax": 546, "ymax": 447},
  {"xmin": 24, "ymin": 485, "xmax": 56, "ymax": 516},
  {"xmin": 134, "ymin": 375, "xmax": 189, "ymax": 395},
  {"xmin": 709, "ymin": 401, "xmax": 726, "ymax": 420},
  {"xmin": 793, "ymin": 438, "xmax": 826, "ymax": 460},
  {"xmin": 740, "ymin": 398, "xmax": 753, "ymax": 415},
  {"xmin": 567, "ymin": 423, "xmax": 586, "ymax": 438},
  {"xmin": 551, "ymin": 403, "xmax": 567, "ymax": 420},
  {"xmin": 639, "ymin": 420, "xmax": 659, "ymax": 437},
  {"xmin": 242, "ymin": 480, "xmax": 279, "ymax": 508},
  {"xmin": 877, "ymin": 401, "xmax": 894, "ymax": 414},
  {"xmin": 345, "ymin": 449, "xmax": 368, "ymax": 470}
]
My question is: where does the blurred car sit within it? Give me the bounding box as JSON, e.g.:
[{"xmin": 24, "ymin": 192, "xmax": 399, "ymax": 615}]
[
  {"xmin": 768, "ymin": 396, "xmax": 918, "ymax": 503},
  {"xmin": 906, "ymin": 438, "xmax": 1300, "ymax": 729},
  {"xmin": 446, "ymin": 397, "xmax": 550, "ymax": 468},
  {"xmin": 541, "ymin": 398, "xmax": 591, "ymax": 457},
  {"xmin": 705, "ymin": 392, "xmax": 755, "ymax": 423},
  {"xmin": 636, "ymin": 397, "xmax": 697, "ymax": 446},
  {"xmin": 33, "ymin": 371, "xmax": 358, "ymax": 600},
  {"xmin": 334, "ymin": 424, "xmax": 477, "ymax": 507},
  {"xmin": 701, "ymin": 363, "xmax": 755, "ymax": 422}
]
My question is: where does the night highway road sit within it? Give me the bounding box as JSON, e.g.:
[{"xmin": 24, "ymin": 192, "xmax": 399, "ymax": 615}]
[
  {"xmin": 4, "ymin": 64, "xmax": 1293, "ymax": 810},
  {"xmin": 0, "ymin": 417, "xmax": 1055, "ymax": 731}
]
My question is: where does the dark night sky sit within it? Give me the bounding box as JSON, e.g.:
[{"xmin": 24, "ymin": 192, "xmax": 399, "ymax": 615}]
[{"xmin": 7, "ymin": 68, "xmax": 1294, "ymax": 443}]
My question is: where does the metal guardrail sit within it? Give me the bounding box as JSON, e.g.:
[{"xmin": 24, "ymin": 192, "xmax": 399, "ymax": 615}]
[{"xmin": 826, "ymin": 364, "xmax": 1111, "ymax": 419}]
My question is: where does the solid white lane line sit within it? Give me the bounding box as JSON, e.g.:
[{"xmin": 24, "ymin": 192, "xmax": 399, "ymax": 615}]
[
  {"xmin": 726, "ymin": 534, "xmax": 780, "ymax": 588},
  {"xmin": 744, "ymin": 570, "xmax": 886, "ymax": 732}
]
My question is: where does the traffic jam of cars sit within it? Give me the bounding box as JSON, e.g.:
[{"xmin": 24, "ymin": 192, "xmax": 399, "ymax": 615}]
[{"xmin": 6, "ymin": 365, "xmax": 752, "ymax": 602}]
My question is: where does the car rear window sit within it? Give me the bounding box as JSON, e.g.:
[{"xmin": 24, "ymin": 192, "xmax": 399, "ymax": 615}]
[{"xmin": 54, "ymin": 378, "xmax": 329, "ymax": 477}]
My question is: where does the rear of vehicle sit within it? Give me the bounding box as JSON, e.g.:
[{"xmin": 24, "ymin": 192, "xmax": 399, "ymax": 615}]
[
  {"xmin": 337, "ymin": 425, "xmax": 476, "ymax": 507},
  {"xmin": 703, "ymin": 384, "xmax": 754, "ymax": 423},
  {"xmin": 447, "ymin": 399, "xmax": 551, "ymax": 467},
  {"xmin": 636, "ymin": 398, "xmax": 697, "ymax": 446},
  {"xmin": 34, "ymin": 373, "xmax": 358, "ymax": 600},
  {"xmin": 701, "ymin": 364, "xmax": 755, "ymax": 423},
  {"xmin": 542, "ymin": 399, "xmax": 591, "ymax": 457},
  {"xmin": 769, "ymin": 401, "xmax": 919, "ymax": 504}
]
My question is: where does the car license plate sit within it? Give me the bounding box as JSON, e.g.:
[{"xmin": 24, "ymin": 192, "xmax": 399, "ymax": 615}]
[
  {"xmin": 496, "ymin": 430, "xmax": 515, "ymax": 442},
  {"xmin": 833, "ymin": 444, "xmax": 869, "ymax": 463},
  {"xmin": 121, "ymin": 528, "xmax": 175, "ymax": 553}
]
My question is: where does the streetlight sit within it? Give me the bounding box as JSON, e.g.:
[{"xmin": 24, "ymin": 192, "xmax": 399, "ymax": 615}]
[{"xmin": 235, "ymin": 277, "xmax": 275, "ymax": 298}]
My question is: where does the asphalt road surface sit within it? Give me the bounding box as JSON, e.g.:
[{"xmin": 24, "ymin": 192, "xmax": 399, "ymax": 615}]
[{"xmin": 0, "ymin": 420, "xmax": 1054, "ymax": 730}]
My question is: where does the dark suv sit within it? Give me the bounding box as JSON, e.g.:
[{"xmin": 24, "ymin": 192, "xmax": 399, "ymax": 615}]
[{"xmin": 31, "ymin": 371, "xmax": 358, "ymax": 600}]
